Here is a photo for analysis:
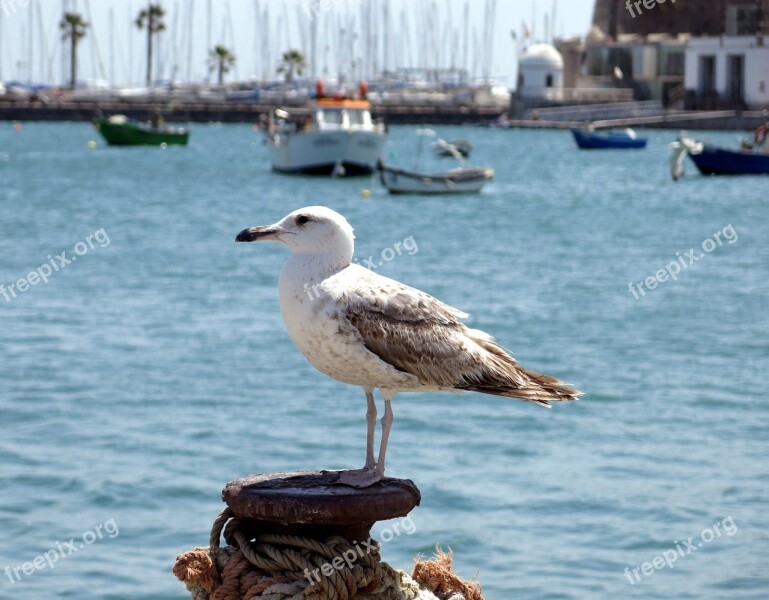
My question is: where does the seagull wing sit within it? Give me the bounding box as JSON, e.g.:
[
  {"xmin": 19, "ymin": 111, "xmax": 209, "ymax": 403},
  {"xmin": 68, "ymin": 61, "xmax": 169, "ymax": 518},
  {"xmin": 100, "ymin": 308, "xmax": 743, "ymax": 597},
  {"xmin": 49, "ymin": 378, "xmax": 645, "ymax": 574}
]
[{"xmin": 337, "ymin": 266, "xmax": 580, "ymax": 405}]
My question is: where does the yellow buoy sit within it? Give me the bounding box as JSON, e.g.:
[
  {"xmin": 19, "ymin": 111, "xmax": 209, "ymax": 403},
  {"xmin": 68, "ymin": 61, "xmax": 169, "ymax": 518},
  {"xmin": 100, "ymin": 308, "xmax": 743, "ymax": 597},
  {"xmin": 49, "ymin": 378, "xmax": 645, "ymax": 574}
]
[
  {"xmin": 360, "ymin": 189, "xmax": 371, "ymax": 198},
  {"xmin": 88, "ymin": 140, "xmax": 97, "ymax": 149}
]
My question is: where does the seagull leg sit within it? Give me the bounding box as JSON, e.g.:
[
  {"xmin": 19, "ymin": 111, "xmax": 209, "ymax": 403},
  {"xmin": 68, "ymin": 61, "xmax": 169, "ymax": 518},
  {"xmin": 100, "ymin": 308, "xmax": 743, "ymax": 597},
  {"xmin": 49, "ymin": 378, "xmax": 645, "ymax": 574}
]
[
  {"xmin": 340, "ymin": 391, "xmax": 395, "ymax": 487},
  {"xmin": 338, "ymin": 388, "xmax": 380, "ymax": 487},
  {"xmin": 364, "ymin": 389, "xmax": 377, "ymax": 470},
  {"xmin": 373, "ymin": 394, "xmax": 394, "ymax": 480}
]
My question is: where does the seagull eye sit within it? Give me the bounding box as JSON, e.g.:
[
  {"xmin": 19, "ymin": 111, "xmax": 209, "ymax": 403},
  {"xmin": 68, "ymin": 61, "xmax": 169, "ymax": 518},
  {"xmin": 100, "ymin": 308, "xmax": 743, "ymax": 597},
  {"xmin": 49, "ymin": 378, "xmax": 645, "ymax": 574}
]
[{"xmin": 295, "ymin": 215, "xmax": 310, "ymax": 226}]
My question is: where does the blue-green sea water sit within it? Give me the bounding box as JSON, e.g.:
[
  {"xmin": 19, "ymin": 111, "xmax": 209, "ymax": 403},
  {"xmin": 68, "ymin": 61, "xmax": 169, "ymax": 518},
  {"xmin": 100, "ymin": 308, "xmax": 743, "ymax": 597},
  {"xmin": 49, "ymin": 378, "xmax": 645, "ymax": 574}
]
[{"xmin": 1, "ymin": 122, "xmax": 767, "ymax": 599}]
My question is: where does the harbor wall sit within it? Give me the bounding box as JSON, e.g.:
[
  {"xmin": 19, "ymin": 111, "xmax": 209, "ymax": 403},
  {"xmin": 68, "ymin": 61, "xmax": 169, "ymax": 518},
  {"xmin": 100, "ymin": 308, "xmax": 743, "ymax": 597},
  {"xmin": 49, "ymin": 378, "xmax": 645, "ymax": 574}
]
[
  {"xmin": 0, "ymin": 100, "xmax": 504, "ymax": 126},
  {"xmin": 0, "ymin": 100, "xmax": 764, "ymax": 130}
]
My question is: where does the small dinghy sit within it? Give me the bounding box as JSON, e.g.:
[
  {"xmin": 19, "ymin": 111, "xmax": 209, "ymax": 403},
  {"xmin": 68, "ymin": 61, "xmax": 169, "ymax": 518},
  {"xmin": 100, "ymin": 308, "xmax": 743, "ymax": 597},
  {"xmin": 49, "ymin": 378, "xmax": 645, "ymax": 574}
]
[
  {"xmin": 93, "ymin": 114, "xmax": 189, "ymax": 146},
  {"xmin": 378, "ymin": 128, "xmax": 493, "ymax": 194},
  {"xmin": 669, "ymin": 130, "xmax": 769, "ymax": 178},
  {"xmin": 571, "ymin": 127, "xmax": 647, "ymax": 150},
  {"xmin": 378, "ymin": 161, "xmax": 494, "ymax": 194}
]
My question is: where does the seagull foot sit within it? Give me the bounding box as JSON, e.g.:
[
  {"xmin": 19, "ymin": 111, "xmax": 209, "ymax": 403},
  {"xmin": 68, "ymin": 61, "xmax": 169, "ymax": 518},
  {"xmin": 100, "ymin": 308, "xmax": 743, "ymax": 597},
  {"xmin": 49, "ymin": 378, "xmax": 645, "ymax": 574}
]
[{"xmin": 337, "ymin": 468, "xmax": 383, "ymax": 488}]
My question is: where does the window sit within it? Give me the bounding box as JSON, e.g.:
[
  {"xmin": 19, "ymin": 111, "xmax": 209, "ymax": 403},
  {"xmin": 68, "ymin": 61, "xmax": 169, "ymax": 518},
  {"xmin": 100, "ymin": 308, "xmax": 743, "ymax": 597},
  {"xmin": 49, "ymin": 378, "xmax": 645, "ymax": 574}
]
[
  {"xmin": 663, "ymin": 51, "xmax": 685, "ymax": 77},
  {"xmin": 727, "ymin": 55, "xmax": 745, "ymax": 102},
  {"xmin": 347, "ymin": 110, "xmax": 365, "ymax": 126},
  {"xmin": 726, "ymin": 7, "xmax": 759, "ymax": 35},
  {"xmin": 699, "ymin": 56, "xmax": 716, "ymax": 97},
  {"xmin": 317, "ymin": 109, "xmax": 343, "ymax": 127},
  {"xmin": 546, "ymin": 74, "xmax": 554, "ymax": 87}
]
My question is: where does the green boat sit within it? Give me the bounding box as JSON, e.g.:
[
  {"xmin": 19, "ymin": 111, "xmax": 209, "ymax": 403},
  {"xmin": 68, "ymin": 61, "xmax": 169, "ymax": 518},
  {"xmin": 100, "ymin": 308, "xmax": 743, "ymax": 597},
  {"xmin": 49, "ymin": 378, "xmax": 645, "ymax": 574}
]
[{"xmin": 93, "ymin": 115, "xmax": 189, "ymax": 146}]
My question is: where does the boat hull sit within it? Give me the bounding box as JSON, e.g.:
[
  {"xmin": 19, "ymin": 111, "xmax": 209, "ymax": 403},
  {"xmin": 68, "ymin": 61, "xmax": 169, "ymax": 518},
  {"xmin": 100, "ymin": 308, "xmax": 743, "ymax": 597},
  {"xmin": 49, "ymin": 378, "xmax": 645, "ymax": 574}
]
[
  {"xmin": 94, "ymin": 119, "xmax": 189, "ymax": 146},
  {"xmin": 571, "ymin": 128, "xmax": 647, "ymax": 150},
  {"xmin": 268, "ymin": 129, "xmax": 387, "ymax": 176},
  {"xmin": 379, "ymin": 164, "xmax": 494, "ymax": 195},
  {"xmin": 689, "ymin": 146, "xmax": 769, "ymax": 175}
]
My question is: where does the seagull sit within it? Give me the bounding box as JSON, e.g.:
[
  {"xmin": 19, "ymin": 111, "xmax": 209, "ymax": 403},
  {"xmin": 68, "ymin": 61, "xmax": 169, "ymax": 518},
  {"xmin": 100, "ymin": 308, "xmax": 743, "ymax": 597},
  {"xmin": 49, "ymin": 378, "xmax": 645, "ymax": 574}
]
[
  {"xmin": 236, "ymin": 207, "xmax": 580, "ymax": 487},
  {"xmin": 669, "ymin": 137, "xmax": 703, "ymax": 181}
]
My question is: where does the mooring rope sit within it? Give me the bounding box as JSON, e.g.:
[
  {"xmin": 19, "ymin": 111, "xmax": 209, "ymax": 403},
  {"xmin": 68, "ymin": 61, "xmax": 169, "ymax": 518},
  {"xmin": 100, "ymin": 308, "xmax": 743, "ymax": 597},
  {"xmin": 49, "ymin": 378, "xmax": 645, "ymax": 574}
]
[
  {"xmin": 175, "ymin": 508, "xmax": 483, "ymax": 600},
  {"xmin": 179, "ymin": 507, "xmax": 384, "ymax": 600}
]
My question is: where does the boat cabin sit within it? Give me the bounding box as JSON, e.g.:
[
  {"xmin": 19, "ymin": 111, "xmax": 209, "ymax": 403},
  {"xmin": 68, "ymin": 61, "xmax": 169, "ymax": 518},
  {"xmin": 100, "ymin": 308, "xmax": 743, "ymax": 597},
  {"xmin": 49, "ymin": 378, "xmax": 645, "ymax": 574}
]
[{"xmin": 312, "ymin": 99, "xmax": 378, "ymax": 131}]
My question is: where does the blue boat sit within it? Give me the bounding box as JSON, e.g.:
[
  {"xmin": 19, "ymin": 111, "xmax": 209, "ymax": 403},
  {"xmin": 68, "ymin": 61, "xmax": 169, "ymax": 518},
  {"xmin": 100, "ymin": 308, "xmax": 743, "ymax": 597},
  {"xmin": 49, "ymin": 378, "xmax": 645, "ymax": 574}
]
[
  {"xmin": 689, "ymin": 145, "xmax": 769, "ymax": 176},
  {"xmin": 571, "ymin": 127, "xmax": 648, "ymax": 150}
]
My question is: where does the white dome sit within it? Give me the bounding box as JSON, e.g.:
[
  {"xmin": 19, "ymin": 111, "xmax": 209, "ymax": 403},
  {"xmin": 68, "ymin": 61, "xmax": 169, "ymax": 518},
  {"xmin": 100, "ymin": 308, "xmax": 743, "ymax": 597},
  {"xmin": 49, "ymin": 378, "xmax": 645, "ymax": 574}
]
[{"xmin": 520, "ymin": 44, "xmax": 564, "ymax": 69}]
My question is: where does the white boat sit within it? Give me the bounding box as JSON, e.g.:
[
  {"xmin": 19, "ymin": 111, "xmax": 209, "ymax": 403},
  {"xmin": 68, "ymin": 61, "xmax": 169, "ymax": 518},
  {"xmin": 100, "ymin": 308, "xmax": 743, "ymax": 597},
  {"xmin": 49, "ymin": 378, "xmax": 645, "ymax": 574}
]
[
  {"xmin": 266, "ymin": 97, "xmax": 387, "ymax": 176},
  {"xmin": 378, "ymin": 161, "xmax": 494, "ymax": 194}
]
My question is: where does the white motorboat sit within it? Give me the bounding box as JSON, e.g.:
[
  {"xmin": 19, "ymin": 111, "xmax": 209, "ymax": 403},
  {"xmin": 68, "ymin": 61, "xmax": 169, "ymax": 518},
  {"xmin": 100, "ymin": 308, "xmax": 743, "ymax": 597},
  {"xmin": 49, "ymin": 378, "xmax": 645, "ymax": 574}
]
[
  {"xmin": 378, "ymin": 161, "xmax": 494, "ymax": 194},
  {"xmin": 266, "ymin": 95, "xmax": 387, "ymax": 176},
  {"xmin": 378, "ymin": 128, "xmax": 493, "ymax": 194}
]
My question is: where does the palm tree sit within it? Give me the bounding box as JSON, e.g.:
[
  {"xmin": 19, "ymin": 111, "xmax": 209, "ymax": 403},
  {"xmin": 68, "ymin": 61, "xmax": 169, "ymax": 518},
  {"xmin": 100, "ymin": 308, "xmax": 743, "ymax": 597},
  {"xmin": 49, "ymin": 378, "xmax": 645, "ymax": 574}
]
[
  {"xmin": 277, "ymin": 50, "xmax": 306, "ymax": 83},
  {"xmin": 135, "ymin": 4, "xmax": 166, "ymax": 86},
  {"xmin": 209, "ymin": 46, "xmax": 236, "ymax": 87},
  {"xmin": 60, "ymin": 12, "xmax": 88, "ymax": 89}
]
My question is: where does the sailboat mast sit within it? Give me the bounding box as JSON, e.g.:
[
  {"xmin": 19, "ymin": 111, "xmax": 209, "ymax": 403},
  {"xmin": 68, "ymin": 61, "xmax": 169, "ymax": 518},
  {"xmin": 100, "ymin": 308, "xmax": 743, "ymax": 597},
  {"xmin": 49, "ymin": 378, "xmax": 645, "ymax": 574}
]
[
  {"xmin": 206, "ymin": 0, "xmax": 211, "ymax": 82},
  {"xmin": 28, "ymin": 0, "xmax": 33, "ymax": 82},
  {"xmin": 252, "ymin": 0, "xmax": 259, "ymax": 80},
  {"xmin": 262, "ymin": 5, "xmax": 269, "ymax": 81},
  {"xmin": 310, "ymin": 5, "xmax": 317, "ymax": 80},
  {"xmin": 0, "ymin": 3, "xmax": 3, "ymax": 81},
  {"xmin": 383, "ymin": 0, "xmax": 389, "ymax": 76},
  {"xmin": 187, "ymin": 0, "xmax": 195, "ymax": 83}
]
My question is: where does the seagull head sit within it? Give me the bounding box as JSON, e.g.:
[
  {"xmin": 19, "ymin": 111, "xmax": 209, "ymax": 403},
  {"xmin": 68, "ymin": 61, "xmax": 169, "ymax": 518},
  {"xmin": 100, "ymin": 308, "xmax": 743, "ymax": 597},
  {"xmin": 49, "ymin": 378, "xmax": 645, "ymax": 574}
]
[{"xmin": 236, "ymin": 206, "xmax": 355, "ymax": 262}]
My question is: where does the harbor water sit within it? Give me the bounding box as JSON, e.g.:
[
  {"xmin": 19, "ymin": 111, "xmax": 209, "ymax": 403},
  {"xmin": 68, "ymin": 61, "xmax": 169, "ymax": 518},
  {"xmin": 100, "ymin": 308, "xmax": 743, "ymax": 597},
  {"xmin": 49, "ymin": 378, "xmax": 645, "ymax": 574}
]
[{"xmin": 1, "ymin": 123, "xmax": 767, "ymax": 599}]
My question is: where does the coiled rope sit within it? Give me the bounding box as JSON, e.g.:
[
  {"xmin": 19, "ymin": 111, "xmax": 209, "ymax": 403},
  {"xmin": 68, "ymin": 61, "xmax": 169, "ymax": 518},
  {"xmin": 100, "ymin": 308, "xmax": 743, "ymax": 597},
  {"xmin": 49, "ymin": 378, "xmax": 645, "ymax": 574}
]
[{"xmin": 174, "ymin": 507, "xmax": 482, "ymax": 600}]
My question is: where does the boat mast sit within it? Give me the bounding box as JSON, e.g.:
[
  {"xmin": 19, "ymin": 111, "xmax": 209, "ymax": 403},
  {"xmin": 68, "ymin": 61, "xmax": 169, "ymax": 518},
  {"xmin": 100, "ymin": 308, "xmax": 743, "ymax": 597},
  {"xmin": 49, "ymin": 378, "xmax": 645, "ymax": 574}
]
[
  {"xmin": 309, "ymin": 3, "xmax": 317, "ymax": 80},
  {"xmin": 252, "ymin": 0, "xmax": 258, "ymax": 81},
  {"xmin": 128, "ymin": 2, "xmax": 134, "ymax": 85},
  {"xmin": 0, "ymin": 1, "xmax": 3, "ymax": 81},
  {"xmin": 170, "ymin": 0, "xmax": 180, "ymax": 85},
  {"xmin": 206, "ymin": 0, "xmax": 211, "ymax": 83},
  {"xmin": 225, "ymin": 0, "xmax": 237, "ymax": 81},
  {"xmin": 28, "ymin": 0, "xmax": 33, "ymax": 82},
  {"xmin": 109, "ymin": 7, "xmax": 114, "ymax": 85},
  {"xmin": 382, "ymin": 0, "xmax": 389, "ymax": 76},
  {"xmin": 84, "ymin": 0, "xmax": 107, "ymax": 83},
  {"xmin": 262, "ymin": 4, "xmax": 269, "ymax": 81},
  {"xmin": 188, "ymin": 0, "xmax": 195, "ymax": 83}
]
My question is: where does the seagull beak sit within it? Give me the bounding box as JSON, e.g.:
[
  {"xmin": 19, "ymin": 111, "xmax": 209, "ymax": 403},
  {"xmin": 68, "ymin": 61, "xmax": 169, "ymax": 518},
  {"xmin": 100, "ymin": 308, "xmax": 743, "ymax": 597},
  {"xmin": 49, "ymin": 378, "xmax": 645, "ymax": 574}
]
[{"xmin": 235, "ymin": 225, "xmax": 281, "ymax": 242}]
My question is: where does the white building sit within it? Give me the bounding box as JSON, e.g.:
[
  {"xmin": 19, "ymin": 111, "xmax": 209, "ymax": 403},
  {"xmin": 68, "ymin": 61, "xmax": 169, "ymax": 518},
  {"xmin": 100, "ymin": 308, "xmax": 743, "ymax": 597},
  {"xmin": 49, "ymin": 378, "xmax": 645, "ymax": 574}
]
[
  {"xmin": 517, "ymin": 43, "xmax": 564, "ymax": 102},
  {"xmin": 684, "ymin": 36, "xmax": 769, "ymax": 110}
]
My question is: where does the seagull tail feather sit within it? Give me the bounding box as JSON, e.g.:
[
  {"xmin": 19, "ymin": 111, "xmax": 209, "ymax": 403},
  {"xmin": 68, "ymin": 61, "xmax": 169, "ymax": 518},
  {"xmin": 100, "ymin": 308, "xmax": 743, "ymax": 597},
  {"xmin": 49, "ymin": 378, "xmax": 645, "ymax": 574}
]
[
  {"xmin": 462, "ymin": 337, "xmax": 582, "ymax": 407},
  {"xmin": 497, "ymin": 364, "xmax": 582, "ymax": 407}
]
